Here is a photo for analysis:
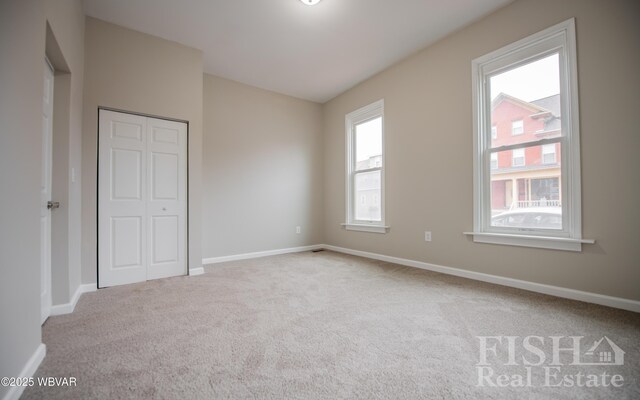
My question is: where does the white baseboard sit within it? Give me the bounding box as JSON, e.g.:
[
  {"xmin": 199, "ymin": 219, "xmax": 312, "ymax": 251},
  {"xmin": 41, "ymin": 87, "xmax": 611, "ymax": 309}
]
[
  {"xmin": 202, "ymin": 244, "xmax": 323, "ymax": 265},
  {"xmin": 50, "ymin": 283, "xmax": 97, "ymax": 316},
  {"xmin": 322, "ymin": 244, "xmax": 640, "ymax": 313},
  {"xmin": 189, "ymin": 267, "xmax": 204, "ymax": 276},
  {"xmin": 2, "ymin": 343, "xmax": 46, "ymax": 400},
  {"xmin": 201, "ymin": 242, "xmax": 639, "ymax": 313}
]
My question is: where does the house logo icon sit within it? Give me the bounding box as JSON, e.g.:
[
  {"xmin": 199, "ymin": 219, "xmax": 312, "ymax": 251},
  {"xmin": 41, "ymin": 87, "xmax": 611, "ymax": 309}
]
[{"xmin": 583, "ymin": 336, "xmax": 625, "ymax": 365}]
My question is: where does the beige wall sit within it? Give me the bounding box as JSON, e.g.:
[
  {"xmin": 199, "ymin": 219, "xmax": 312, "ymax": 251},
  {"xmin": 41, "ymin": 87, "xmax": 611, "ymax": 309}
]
[
  {"xmin": 82, "ymin": 17, "xmax": 204, "ymax": 283},
  {"xmin": 202, "ymin": 75, "xmax": 323, "ymax": 257},
  {"xmin": 323, "ymin": 0, "xmax": 640, "ymax": 301},
  {"xmin": 0, "ymin": 3, "xmax": 46, "ymax": 395},
  {"xmin": 0, "ymin": 0, "xmax": 85, "ymax": 397}
]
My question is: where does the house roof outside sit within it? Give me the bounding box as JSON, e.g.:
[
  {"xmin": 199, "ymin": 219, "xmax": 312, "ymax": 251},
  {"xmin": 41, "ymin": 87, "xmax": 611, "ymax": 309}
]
[
  {"xmin": 493, "ymin": 92, "xmax": 561, "ymax": 133},
  {"xmin": 531, "ymin": 94, "xmax": 561, "ymax": 132},
  {"xmin": 492, "ymin": 92, "xmax": 547, "ymax": 113}
]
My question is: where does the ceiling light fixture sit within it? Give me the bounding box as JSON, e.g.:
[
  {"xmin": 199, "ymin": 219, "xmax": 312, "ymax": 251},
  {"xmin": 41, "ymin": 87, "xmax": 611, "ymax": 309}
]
[{"xmin": 300, "ymin": 0, "xmax": 321, "ymax": 5}]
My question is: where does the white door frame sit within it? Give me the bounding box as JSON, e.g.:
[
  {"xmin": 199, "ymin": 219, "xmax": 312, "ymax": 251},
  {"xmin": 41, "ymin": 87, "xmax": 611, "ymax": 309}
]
[
  {"xmin": 41, "ymin": 58, "xmax": 54, "ymax": 323},
  {"xmin": 97, "ymin": 108, "xmax": 189, "ymax": 288}
]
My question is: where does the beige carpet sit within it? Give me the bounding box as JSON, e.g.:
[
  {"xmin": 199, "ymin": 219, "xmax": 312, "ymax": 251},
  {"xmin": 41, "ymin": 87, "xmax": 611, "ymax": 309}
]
[{"xmin": 24, "ymin": 250, "xmax": 639, "ymax": 399}]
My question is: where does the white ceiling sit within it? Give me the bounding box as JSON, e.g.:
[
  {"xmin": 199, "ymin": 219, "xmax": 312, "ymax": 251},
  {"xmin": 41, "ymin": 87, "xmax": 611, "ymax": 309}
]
[{"xmin": 83, "ymin": 0, "xmax": 513, "ymax": 103}]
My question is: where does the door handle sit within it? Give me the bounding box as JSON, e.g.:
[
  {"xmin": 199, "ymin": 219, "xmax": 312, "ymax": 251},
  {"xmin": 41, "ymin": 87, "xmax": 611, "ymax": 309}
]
[{"xmin": 47, "ymin": 201, "xmax": 60, "ymax": 210}]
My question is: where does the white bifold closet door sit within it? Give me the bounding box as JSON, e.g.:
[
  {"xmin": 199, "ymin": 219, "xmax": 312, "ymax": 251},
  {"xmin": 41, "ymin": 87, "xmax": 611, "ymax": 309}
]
[{"xmin": 98, "ymin": 110, "xmax": 187, "ymax": 288}]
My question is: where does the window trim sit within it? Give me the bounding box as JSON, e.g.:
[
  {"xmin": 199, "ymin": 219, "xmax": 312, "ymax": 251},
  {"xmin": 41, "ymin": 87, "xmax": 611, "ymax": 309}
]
[
  {"xmin": 344, "ymin": 99, "xmax": 388, "ymax": 233},
  {"xmin": 469, "ymin": 18, "xmax": 593, "ymax": 251}
]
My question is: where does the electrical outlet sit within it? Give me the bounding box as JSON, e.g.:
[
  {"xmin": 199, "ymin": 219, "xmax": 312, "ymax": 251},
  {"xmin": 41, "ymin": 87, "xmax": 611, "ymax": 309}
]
[
  {"xmin": 296, "ymin": 226, "xmax": 301, "ymax": 234},
  {"xmin": 424, "ymin": 231, "xmax": 432, "ymax": 242}
]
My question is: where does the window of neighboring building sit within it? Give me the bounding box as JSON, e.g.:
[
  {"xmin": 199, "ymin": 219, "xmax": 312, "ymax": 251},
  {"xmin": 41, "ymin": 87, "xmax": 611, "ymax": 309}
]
[
  {"xmin": 512, "ymin": 148, "xmax": 525, "ymax": 167},
  {"xmin": 490, "ymin": 153, "xmax": 498, "ymax": 170},
  {"xmin": 542, "ymin": 143, "xmax": 556, "ymax": 164},
  {"xmin": 469, "ymin": 19, "xmax": 589, "ymax": 251},
  {"xmin": 512, "ymin": 120, "xmax": 524, "ymax": 135},
  {"xmin": 491, "ymin": 126, "xmax": 497, "ymax": 139},
  {"xmin": 531, "ymin": 178, "xmax": 560, "ymax": 201},
  {"xmin": 343, "ymin": 99, "xmax": 387, "ymax": 233}
]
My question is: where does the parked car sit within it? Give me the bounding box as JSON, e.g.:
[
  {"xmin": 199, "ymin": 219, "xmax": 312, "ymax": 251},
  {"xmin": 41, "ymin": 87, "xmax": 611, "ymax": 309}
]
[{"xmin": 491, "ymin": 207, "xmax": 562, "ymax": 230}]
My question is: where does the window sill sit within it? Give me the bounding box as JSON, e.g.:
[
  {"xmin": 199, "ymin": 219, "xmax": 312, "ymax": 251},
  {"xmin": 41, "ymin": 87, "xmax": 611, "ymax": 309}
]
[
  {"xmin": 342, "ymin": 223, "xmax": 390, "ymax": 234},
  {"xmin": 463, "ymin": 232, "xmax": 594, "ymax": 252}
]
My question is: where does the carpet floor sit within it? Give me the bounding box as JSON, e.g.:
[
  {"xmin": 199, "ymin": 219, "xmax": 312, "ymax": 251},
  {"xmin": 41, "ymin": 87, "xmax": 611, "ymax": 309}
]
[{"xmin": 23, "ymin": 250, "xmax": 640, "ymax": 399}]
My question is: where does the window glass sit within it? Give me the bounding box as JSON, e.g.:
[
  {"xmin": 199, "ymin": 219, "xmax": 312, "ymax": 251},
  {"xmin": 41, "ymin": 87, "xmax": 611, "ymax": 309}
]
[
  {"xmin": 491, "ymin": 145, "xmax": 562, "ymax": 226},
  {"xmin": 512, "ymin": 120, "xmax": 524, "ymax": 135},
  {"xmin": 488, "ymin": 54, "xmax": 563, "ymax": 230},
  {"xmin": 512, "ymin": 148, "xmax": 525, "ymax": 167},
  {"xmin": 355, "ymin": 117, "xmax": 382, "ymax": 171},
  {"xmin": 490, "ymin": 153, "xmax": 498, "ymax": 170},
  {"xmin": 542, "ymin": 143, "xmax": 557, "ymax": 164},
  {"xmin": 354, "ymin": 171, "xmax": 381, "ymax": 221}
]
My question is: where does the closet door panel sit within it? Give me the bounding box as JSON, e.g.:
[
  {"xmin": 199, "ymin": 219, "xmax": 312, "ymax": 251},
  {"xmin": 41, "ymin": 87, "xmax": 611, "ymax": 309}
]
[
  {"xmin": 98, "ymin": 110, "xmax": 147, "ymax": 287},
  {"xmin": 146, "ymin": 117, "xmax": 187, "ymax": 281},
  {"xmin": 99, "ymin": 111, "xmax": 187, "ymax": 287}
]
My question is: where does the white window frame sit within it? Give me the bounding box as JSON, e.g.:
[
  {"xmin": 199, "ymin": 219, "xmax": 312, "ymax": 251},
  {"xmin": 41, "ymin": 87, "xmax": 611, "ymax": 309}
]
[
  {"xmin": 491, "ymin": 125, "xmax": 498, "ymax": 139},
  {"xmin": 511, "ymin": 119, "xmax": 524, "ymax": 135},
  {"xmin": 342, "ymin": 99, "xmax": 388, "ymax": 233},
  {"xmin": 467, "ymin": 18, "xmax": 593, "ymax": 251}
]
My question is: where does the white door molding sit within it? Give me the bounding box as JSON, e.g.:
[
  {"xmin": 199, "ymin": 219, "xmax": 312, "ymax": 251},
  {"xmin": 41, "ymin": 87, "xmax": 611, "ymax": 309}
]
[{"xmin": 40, "ymin": 59, "xmax": 54, "ymax": 323}]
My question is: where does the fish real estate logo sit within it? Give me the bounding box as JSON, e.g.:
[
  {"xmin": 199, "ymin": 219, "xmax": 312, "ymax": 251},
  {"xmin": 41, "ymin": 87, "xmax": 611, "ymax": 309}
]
[{"xmin": 476, "ymin": 335, "xmax": 626, "ymax": 388}]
